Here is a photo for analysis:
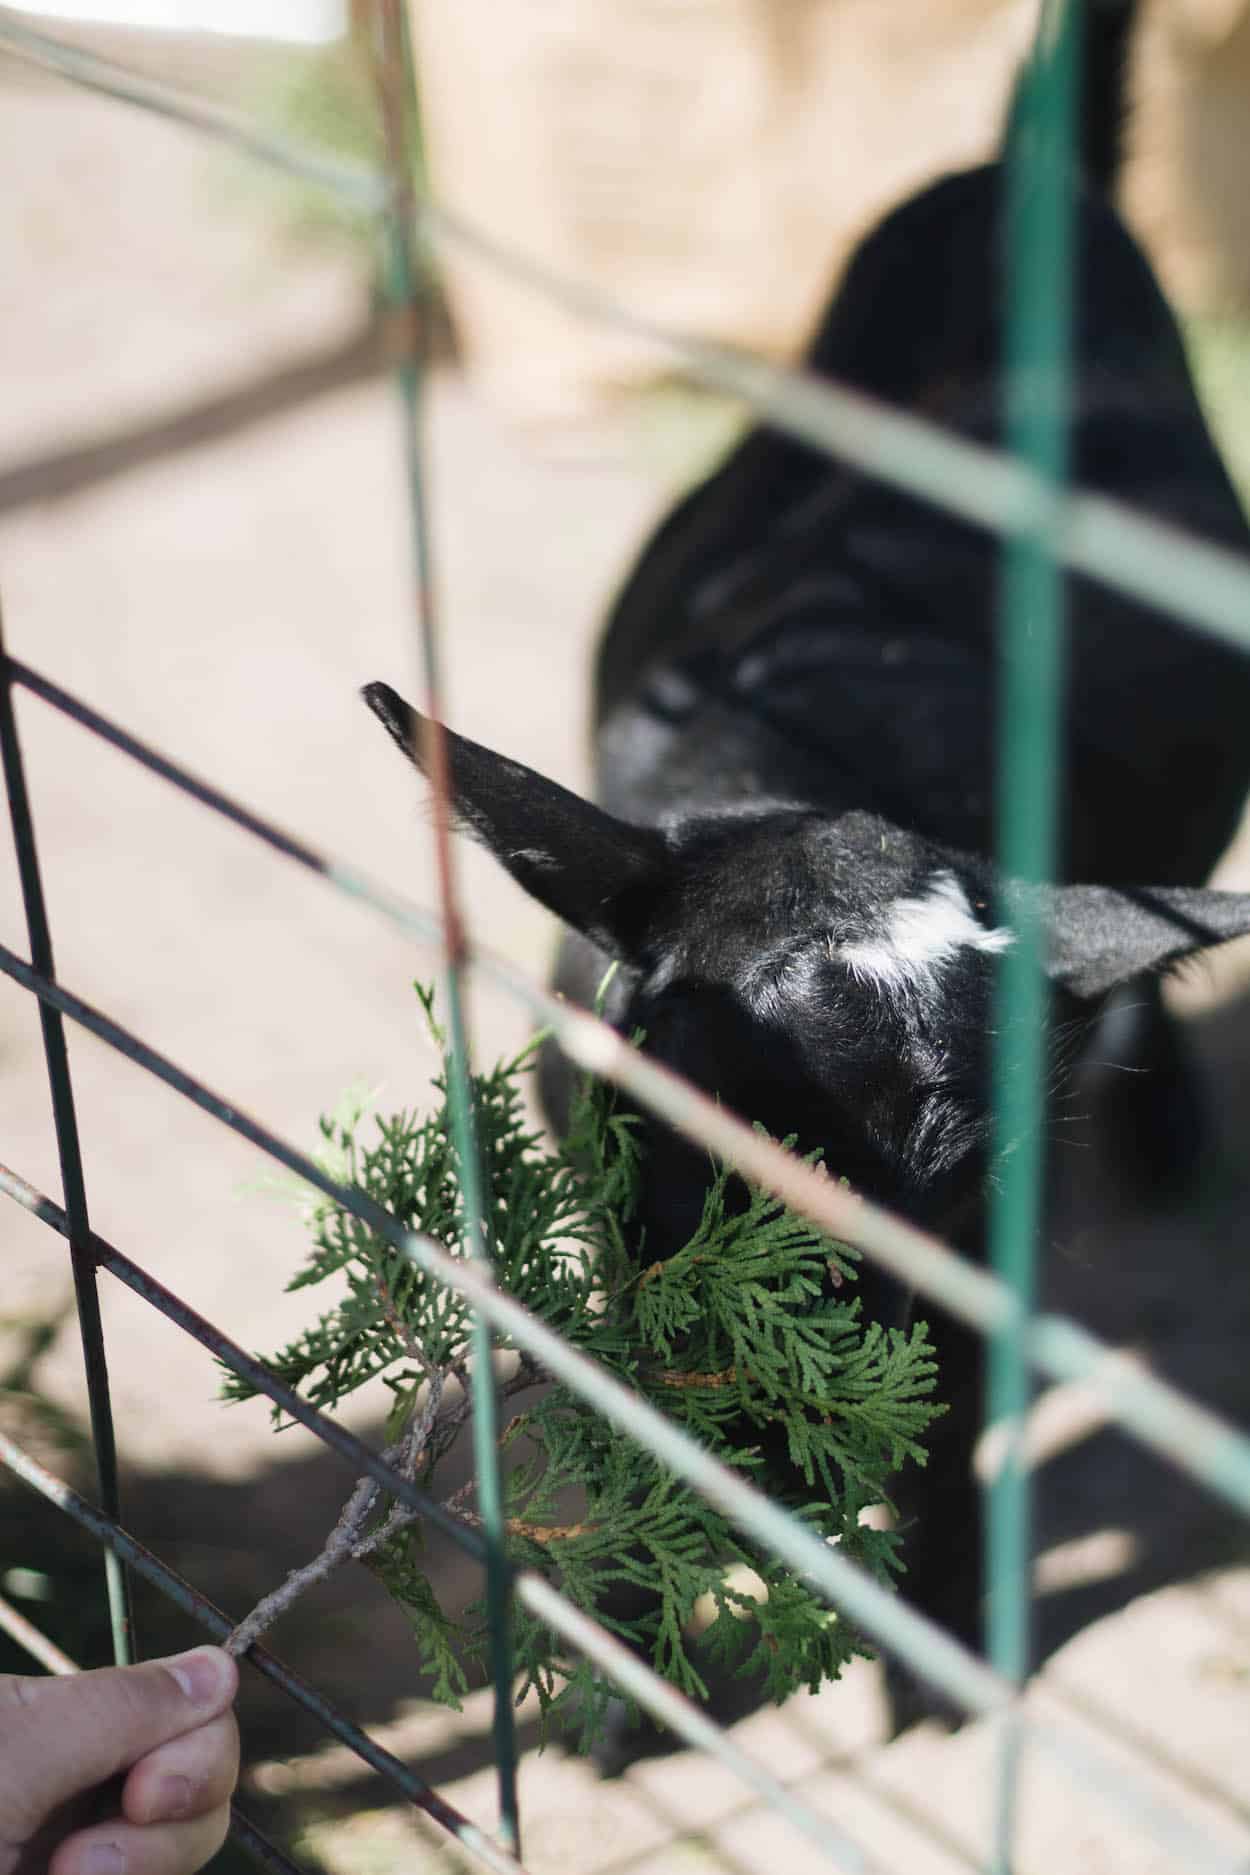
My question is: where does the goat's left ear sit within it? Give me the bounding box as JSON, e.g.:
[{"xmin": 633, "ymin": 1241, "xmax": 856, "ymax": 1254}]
[{"xmin": 1041, "ymin": 884, "xmax": 1250, "ymax": 1000}]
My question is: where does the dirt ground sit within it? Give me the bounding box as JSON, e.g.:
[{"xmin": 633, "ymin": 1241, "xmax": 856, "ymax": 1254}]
[{"xmin": 0, "ymin": 29, "xmax": 1248, "ymax": 1875}]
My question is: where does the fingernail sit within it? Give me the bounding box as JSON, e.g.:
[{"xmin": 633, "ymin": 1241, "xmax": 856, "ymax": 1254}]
[
  {"xmin": 154, "ymin": 1773, "xmax": 193, "ymax": 1820},
  {"xmin": 82, "ymin": 1845, "xmax": 125, "ymax": 1875},
  {"xmin": 161, "ymin": 1645, "xmax": 229, "ymax": 1706}
]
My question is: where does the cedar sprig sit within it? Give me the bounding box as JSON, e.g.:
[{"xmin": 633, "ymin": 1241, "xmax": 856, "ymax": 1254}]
[{"xmin": 223, "ymin": 982, "xmax": 943, "ymax": 1741}]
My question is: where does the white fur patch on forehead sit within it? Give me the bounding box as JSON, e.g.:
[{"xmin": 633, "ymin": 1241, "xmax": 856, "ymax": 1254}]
[{"xmin": 839, "ymin": 871, "xmax": 1012, "ymax": 991}]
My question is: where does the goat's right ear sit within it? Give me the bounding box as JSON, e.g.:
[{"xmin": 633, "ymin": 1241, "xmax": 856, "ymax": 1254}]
[
  {"xmin": 1040, "ymin": 881, "xmax": 1250, "ymax": 1000},
  {"xmin": 363, "ymin": 682, "xmax": 667, "ymax": 959}
]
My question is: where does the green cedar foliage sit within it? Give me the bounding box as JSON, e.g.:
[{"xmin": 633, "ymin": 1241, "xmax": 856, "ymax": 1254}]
[{"xmin": 226, "ymin": 983, "xmax": 942, "ymax": 1743}]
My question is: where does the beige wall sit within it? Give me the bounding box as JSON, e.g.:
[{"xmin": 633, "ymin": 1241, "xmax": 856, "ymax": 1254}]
[
  {"xmin": 410, "ymin": 1, "xmax": 1250, "ymax": 423},
  {"xmin": 1123, "ymin": 0, "xmax": 1250, "ymax": 314}
]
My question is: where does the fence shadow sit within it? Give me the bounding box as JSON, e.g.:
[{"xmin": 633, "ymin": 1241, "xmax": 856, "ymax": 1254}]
[
  {"xmin": 1031, "ymin": 974, "xmax": 1250, "ymax": 1657},
  {"xmin": 0, "ymin": 313, "xmax": 406, "ymax": 517}
]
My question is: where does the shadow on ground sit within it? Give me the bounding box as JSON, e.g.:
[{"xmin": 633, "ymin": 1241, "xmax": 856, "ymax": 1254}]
[{"xmin": 0, "ymin": 1390, "xmax": 540, "ymax": 1871}]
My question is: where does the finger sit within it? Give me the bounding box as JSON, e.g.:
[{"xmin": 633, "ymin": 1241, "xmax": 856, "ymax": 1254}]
[
  {"xmin": 0, "ymin": 1649, "xmax": 237, "ymax": 1849},
  {"xmin": 48, "ymin": 1801, "xmax": 232, "ymax": 1875},
  {"xmin": 121, "ymin": 1713, "xmax": 240, "ymax": 1828}
]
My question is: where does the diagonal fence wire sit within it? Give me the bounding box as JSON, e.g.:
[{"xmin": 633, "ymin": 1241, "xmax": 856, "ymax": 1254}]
[{"xmin": 0, "ymin": 1589, "xmax": 79, "ymax": 1677}]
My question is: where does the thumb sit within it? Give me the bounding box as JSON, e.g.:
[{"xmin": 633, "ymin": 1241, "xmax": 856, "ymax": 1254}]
[{"xmin": 0, "ymin": 1648, "xmax": 237, "ymax": 1854}]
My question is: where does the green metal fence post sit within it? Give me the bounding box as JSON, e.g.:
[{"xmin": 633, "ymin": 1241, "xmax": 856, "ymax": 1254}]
[
  {"xmin": 369, "ymin": 3, "xmax": 520, "ymax": 1851},
  {"xmin": 0, "ymin": 607, "xmax": 133, "ymax": 1668},
  {"xmin": 988, "ymin": 2, "xmax": 1080, "ymax": 1867}
]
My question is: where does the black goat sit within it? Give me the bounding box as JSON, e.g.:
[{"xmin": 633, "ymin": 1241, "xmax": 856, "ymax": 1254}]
[{"xmin": 364, "ymin": 127, "xmax": 1250, "ymax": 1725}]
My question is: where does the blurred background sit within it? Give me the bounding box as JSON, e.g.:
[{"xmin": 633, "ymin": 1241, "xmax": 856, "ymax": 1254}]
[{"xmin": 1, "ymin": 3, "xmax": 1249, "ymax": 1870}]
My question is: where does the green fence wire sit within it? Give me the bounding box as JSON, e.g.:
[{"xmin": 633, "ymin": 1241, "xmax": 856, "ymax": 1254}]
[
  {"xmin": 986, "ymin": 6, "xmax": 1077, "ymax": 1867},
  {"xmin": 0, "ymin": 6, "xmax": 1248, "ymax": 1875},
  {"xmin": 370, "ymin": 2, "xmax": 520, "ymax": 1846}
]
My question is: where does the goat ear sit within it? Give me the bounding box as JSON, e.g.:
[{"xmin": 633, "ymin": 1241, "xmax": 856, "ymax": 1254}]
[
  {"xmin": 363, "ymin": 683, "xmax": 666, "ymax": 958},
  {"xmin": 1041, "ymin": 883, "xmax": 1250, "ymax": 1000}
]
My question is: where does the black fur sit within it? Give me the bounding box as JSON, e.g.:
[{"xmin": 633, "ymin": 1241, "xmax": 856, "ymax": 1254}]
[{"xmin": 363, "ymin": 102, "xmax": 1250, "ymax": 1731}]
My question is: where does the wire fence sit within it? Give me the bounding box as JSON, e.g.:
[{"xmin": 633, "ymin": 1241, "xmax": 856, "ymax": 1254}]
[{"xmin": 0, "ymin": 4, "xmax": 1248, "ymax": 1874}]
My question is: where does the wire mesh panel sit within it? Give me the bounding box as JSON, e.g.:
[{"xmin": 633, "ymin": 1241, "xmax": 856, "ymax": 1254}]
[{"xmin": 0, "ymin": 4, "xmax": 1248, "ymax": 1873}]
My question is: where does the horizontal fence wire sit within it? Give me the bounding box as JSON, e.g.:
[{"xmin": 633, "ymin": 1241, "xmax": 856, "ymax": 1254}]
[
  {"xmin": 4, "ymin": 10, "xmax": 1250, "ymax": 662},
  {"xmin": 0, "ymin": 1165, "xmax": 877, "ymax": 1875},
  {"xmin": 1, "ymin": 9, "xmax": 1249, "ymax": 1874},
  {"xmin": 0, "ymin": 1009, "xmax": 1245, "ymax": 1874},
  {"xmin": 10, "ymin": 655, "xmax": 1250, "ymax": 1525}
]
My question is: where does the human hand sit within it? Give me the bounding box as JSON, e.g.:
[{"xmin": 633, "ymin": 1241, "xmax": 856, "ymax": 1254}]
[{"xmin": 0, "ymin": 1646, "xmax": 239, "ymax": 1875}]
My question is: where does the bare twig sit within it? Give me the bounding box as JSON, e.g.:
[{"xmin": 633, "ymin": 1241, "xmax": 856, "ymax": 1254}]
[
  {"xmin": 441, "ymin": 1409, "xmax": 528, "ymax": 1519},
  {"xmin": 224, "ymin": 1296, "xmax": 549, "ymax": 1653},
  {"xmin": 351, "ymin": 1363, "xmax": 448, "ymax": 1560},
  {"xmin": 226, "ymin": 1468, "xmax": 384, "ymax": 1658},
  {"xmin": 226, "ymin": 1318, "xmax": 448, "ymax": 1654},
  {"xmin": 374, "ymin": 1262, "xmax": 440, "ymax": 1390}
]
